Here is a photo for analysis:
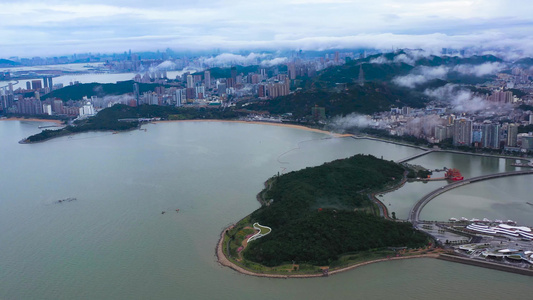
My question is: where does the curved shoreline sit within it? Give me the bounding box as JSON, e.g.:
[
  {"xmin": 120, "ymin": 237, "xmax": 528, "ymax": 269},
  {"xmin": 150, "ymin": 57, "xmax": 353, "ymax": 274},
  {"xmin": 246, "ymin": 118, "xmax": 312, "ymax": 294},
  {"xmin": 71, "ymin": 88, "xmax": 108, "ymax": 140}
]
[
  {"xmin": 153, "ymin": 119, "xmax": 351, "ymax": 138},
  {"xmin": 216, "ymin": 225, "xmax": 438, "ymax": 278}
]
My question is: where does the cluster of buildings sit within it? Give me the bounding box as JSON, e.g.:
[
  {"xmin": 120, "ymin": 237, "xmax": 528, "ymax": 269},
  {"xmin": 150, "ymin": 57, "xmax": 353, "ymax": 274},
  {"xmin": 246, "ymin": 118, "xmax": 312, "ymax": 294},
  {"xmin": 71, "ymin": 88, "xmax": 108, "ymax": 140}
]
[
  {"xmin": 1, "ymin": 50, "xmax": 356, "ymax": 117},
  {"xmin": 126, "ymin": 52, "xmax": 355, "ymax": 107},
  {"xmin": 379, "ymin": 104, "xmax": 533, "ymax": 153},
  {"xmin": 0, "ymin": 78, "xmax": 95, "ymax": 118},
  {"xmin": 375, "ymin": 100, "xmax": 533, "ymax": 153}
]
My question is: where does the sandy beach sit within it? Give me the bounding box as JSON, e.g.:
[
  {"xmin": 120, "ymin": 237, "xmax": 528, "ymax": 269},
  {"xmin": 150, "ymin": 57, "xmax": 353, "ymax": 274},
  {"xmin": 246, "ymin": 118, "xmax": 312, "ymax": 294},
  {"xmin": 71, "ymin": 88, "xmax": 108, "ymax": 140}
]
[
  {"xmin": 0, "ymin": 117, "xmax": 63, "ymax": 124},
  {"xmin": 216, "ymin": 224, "xmax": 439, "ymax": 279},
  {"xmin": 153, "ymin": 119, "xmax": 352, "ymax": 138}
]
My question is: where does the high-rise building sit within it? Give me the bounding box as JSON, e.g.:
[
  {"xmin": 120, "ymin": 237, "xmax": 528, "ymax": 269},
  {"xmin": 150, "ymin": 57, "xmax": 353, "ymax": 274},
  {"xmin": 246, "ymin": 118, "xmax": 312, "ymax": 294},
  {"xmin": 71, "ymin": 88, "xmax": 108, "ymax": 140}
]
[
  {"xmin": 16, "ymin": 97, "xmax": 43, "ymax": 115},
  {"xmin": 31, "ymin": 80, "xmax": 42, "ymax": 90},
  {"xmin": 481, "ymin": 123, "xmax": 500, "ymax": 149},
  {"xmin": 288, "ymin": 63, "xmax": 296, "ymax": 80},
  {"xmin": 521, "ymin": 136, "xmax": 533, "ymax": 151},
  {"xmin": 186, "ymin": 75, "xmax": 194, "ymax": 89},
  {"xmin": 204, "ymin": 71, "xmax": 211, "ymax": 89},
  {"xmin": 434, "ymin": 125, "xmax": 447, "ymax": 142},
  {"xmin": 507, "ymin": 124, "xmax": 518, "ymax": 147},
  {"xmin": 488, "ymin": 91, "xmax": 513, "ymax": 103},
  {"xmin": 186, "ymin": 88, "xmax": 196, "ymax": 100},
  {"xmin": 193, "ymin": 75, "xmax": 202, "ymax": 85},
  {"xmin": 226, "ymin": 78, "xmax": 235, "ymax": 88},
  {"xmin": 196, "ymin": 86, "xmax": 205, "ymax": 99},
  {"xmin": 258, "ymin": 84, "xmax": 266, "ymax": 98},
  {"xmin": 453, "ymin": 118, "xmax": 472, "ymax": 146},
  {"xmin": 79, "ymin": 102, "xmax": 96, "ymax": 117},
  {"xmin": 26, "ymin": 81, "xmax": 31, "ymax": 90},
  {"xmin": 217, "ymin": 83, "xmax": 226, "ymax": 97},
  {"xmin": 175, "ymin": 89, "xmax": 184, "ymax": 106},
  {"xmin": 43, "ymin": 103, "xmax": 52, "ymax": 115},
  {"xmin": 472, "ymin": 124, "xmax": 483, "ymax": 144}
]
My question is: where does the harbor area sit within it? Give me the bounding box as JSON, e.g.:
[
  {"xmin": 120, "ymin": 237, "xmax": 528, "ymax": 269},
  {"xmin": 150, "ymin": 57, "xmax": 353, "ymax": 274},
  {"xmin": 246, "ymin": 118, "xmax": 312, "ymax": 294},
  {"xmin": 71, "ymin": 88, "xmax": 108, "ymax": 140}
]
[{"xmin": 416, "ymin": 219, "xmax": 533, "ymax": 274}]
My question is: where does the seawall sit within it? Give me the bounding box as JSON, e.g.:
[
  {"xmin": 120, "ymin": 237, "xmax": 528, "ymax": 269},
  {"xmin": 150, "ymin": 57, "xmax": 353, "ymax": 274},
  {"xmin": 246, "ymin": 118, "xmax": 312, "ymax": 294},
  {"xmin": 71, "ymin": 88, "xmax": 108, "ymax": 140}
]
[{"xmin": 438, "ymin": 253, "xmax": 533, "ymax": 277}]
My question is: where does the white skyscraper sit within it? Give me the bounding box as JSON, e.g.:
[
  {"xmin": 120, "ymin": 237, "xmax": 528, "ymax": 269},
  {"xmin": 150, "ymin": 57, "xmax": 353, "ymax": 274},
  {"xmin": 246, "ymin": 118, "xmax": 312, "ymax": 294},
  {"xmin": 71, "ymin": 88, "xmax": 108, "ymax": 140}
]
[{"xmin": 186, "ymin": 75, "xmax": 194, "ymax": 89}]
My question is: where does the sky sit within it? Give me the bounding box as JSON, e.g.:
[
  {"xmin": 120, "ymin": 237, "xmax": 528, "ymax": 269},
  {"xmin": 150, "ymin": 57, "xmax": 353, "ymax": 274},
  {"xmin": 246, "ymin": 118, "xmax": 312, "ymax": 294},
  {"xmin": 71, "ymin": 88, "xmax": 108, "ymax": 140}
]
[{"xmin": 1, "ymin": 0, "xmax": 533, "ymax": 58}]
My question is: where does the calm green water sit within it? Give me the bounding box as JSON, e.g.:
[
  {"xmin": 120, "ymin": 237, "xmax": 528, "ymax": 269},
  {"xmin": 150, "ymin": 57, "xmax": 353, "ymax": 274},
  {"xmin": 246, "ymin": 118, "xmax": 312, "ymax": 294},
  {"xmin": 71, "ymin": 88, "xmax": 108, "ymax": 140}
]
[{"xmin": 0, "ymin": 121, "xmax": 531, "ymax": 299}]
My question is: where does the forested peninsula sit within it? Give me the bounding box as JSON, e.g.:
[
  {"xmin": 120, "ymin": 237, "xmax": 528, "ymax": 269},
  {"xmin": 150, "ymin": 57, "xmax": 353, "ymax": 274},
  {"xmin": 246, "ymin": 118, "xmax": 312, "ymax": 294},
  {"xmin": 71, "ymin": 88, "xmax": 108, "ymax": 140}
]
[{"xmin": 221, "ymin": 154, "xmax": 429, "ymax": 275}]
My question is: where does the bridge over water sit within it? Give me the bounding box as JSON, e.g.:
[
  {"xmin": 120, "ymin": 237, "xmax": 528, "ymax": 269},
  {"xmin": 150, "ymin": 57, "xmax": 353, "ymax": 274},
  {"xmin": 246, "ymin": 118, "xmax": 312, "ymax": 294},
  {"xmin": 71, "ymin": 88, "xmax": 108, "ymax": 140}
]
[
  {"xmin": 408, "ymin": 169, "xmax": 533, "ymax": 226},
  {"xmin": 396, "ymin": 149, "xmax": 435, "ymax": 163}
]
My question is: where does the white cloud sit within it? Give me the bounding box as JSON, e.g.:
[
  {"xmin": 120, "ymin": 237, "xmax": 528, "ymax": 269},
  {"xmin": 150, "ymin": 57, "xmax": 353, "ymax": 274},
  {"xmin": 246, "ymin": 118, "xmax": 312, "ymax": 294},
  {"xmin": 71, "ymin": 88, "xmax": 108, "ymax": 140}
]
[
  {"xmin": 260, "ymin": 57, "xmax": 288, "ymax": 67},
  {"xmin": 392, "ymin": 66, "xmax": 449, "ymax": 88},
  {"xmin": 370, "ymin": 56, "xmax": 391, "ymax": 64},
  {"xmin": 424, "ymin": 83, "xmax": 512, "ymax": 114},
  {"xmin": 200, "ymin": 53, "xmax": 267, "ymax": 66},
  {"xmin": 453, "ymin": 62, "xmax": 506, "ymax": 76},
  {"xmin": 393, "ymin": 53, "xmax": 415, "ymax": 65},
  {"xmin": 330, "ymin": 113, "xmax": 376, "ymax": 132}
]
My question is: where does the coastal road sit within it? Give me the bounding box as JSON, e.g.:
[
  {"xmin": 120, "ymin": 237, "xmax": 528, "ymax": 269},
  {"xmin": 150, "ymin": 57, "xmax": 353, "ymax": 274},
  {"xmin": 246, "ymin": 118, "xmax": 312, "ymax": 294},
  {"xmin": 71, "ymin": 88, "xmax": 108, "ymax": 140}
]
[{"xmin": 408, "ymin": 169, "xmax": 533, "ymax": 226}]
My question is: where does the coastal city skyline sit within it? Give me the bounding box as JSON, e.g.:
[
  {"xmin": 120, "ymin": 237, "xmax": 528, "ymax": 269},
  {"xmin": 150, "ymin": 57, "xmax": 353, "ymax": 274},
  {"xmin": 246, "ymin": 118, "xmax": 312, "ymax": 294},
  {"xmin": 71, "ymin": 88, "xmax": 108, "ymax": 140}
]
[
  {"xmin": 1, "ymin": 1, "xmax": 532, "ymax": 299},
  {"xmin": 2, "ymin": 0, "xmax": 533, "ymax": 57}
]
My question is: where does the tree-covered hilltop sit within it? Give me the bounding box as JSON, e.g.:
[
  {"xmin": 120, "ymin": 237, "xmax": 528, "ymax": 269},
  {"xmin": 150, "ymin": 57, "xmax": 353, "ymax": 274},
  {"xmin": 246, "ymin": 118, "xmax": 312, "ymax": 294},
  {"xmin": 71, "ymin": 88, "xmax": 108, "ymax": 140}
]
[
  {"xmin": 23, "ymin": 104, "xmax": 241, "ymax": 143},
  {"xmin": 242, "ymin": 154, "xmax": 428, "ymax": 266},
  {"xmin": 243, "ymin": 81, "xmax": 427, "ymax": 118}
]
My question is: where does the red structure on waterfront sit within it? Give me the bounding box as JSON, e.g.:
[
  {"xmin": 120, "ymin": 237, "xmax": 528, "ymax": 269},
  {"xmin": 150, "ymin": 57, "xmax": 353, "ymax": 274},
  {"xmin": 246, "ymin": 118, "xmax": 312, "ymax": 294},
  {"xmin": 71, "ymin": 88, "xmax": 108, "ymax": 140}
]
[{"xmin": 445, "ymin": 168, "xmax": 464, "ymax": 181}]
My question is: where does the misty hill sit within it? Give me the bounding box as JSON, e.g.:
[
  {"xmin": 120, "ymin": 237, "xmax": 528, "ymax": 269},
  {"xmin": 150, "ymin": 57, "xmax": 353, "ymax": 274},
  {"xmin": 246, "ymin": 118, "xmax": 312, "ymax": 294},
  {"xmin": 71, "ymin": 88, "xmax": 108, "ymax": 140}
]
[
  {"xmin": 243, "ymin": 154, "xmax": 427, "ymax": 266},
  {"xmin": 415, "ymin": 54, "xmax": 502, "ymax": 67},
  {"xmin": 42, "ymin": 81, "xmax": 167, "ymax": 101},
  {"xmin": 514, "ymin": 57, "xmax": 533, "ymax": 67},
  {"xmin": 243, "ymin": 81, "xmax": 426, "ymax": 117},
  {"xmin": 317, "ymin": 60, "xmax": 414, "ymax": 84},
  {"xmin": 318, "ymin": 52, "xmax": 502, "ymax": 85}
]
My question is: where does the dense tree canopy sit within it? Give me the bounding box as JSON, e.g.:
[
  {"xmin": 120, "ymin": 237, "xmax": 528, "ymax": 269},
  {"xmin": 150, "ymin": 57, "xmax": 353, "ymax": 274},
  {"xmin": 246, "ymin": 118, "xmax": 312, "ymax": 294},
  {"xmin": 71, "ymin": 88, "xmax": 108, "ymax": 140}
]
[{"xmin": 244, "ymin": 154, "xmax": 427, "ymax": 266}]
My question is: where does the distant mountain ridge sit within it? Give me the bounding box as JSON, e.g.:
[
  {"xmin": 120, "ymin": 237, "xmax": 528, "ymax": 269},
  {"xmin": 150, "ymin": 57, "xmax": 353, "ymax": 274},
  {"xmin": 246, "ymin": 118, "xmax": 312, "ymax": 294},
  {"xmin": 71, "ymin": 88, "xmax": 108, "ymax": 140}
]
[{"xmin": 0, "ymin": 59, "xmax": 20, "ymax": 67}]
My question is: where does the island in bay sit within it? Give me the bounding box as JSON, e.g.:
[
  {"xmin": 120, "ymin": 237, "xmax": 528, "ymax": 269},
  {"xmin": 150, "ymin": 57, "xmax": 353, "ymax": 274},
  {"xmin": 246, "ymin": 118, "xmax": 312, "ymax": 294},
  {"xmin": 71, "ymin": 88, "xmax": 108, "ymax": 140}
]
[{"xmin": 218, "ymin": 154, "xmax": 432, "ymax": 276}]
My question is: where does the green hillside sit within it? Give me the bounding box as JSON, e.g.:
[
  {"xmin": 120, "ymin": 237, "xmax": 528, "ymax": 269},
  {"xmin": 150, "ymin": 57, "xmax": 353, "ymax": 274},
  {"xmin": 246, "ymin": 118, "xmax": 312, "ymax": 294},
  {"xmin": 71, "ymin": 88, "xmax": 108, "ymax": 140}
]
[
  {"xmin": 243, "ymin": 81, "xmax": 426, "ymax": 117},
  {"xmin": 242, "ymin": 154, "xmax": 427, "ymax": 266}
]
